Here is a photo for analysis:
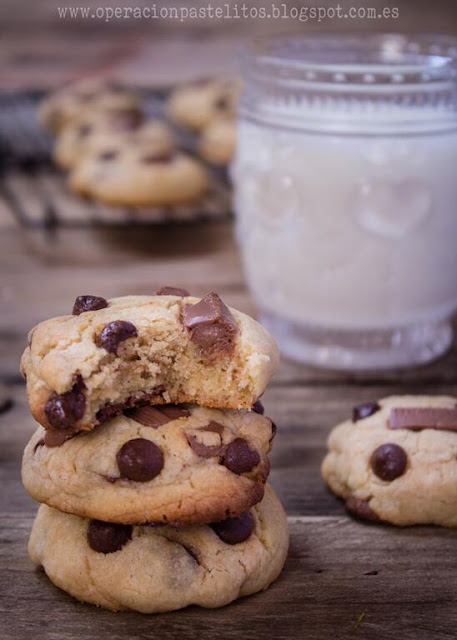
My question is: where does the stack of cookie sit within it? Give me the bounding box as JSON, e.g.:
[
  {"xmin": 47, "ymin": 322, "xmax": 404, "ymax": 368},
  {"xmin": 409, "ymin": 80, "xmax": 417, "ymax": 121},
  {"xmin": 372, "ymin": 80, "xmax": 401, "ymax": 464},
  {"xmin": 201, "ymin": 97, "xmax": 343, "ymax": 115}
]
[
  {"xmin": 21, "ymin": 290, "xmax": 289, "ymax": 613},
  {"xmin": 39, "ymin": 80, "xmax": 209, "ymax": 206}
]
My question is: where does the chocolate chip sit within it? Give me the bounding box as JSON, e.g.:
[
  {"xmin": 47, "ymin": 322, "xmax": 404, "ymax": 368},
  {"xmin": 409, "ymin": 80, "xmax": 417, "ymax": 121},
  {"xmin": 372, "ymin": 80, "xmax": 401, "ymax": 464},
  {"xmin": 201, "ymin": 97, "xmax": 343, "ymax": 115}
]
[
  {"xmin": 252, "ymin": 400, "xmax": 264, "ymax": 415},
  {"xmin": 223, "ymin": 438, "xmax": 260, "ymax": 474},
  {"xmin": 128, "ymin": 404, "xmax": 189, "ymax": 428},
  {"xmin": 370, "ymin": 443, "xmax": 407, "ymax": 481},
  {"xmin": 353, "ymin": 402, "xmax": 381, "ymax": 422},
  {"xmin": 98, "ymin": 150, "xmax": 118, "ymax": 161},
  {"xmin": 181, "ymin": 292, "xmax": 238, "ymax": 360},
  {"xmin": 140, "ymin": 151, "xmax": 174, "ymax": 164},
  {"xmin": 211, "ymin": 512, "xmax": 254, "ymax": 545},
  {"xmin": 345, "ymin": 497, "xmax": 380, "ymax": 522},
  {"xmin": 43, "ymin": 430, "xmax": 74, "ymax": 447},
  {"xmin": 155, "ymin": 286, "xmax": 190, "ymax": 297},
  {"xmin": 87, "ymin": 520, "xmax": 132, "ymax": 554},
  {"xmin": 116, "ymin": 438, "xmax": 164, "ymax": 482},
  {"xmin": 214, "ymin": 96, "xmax": 229, "ymax": 110},
  {"xmin": 72, "ymin": 295, "xmax": 108, "ymax": 315},
  {"xmin": 186, "ymin": 422, "xmax": 225, "ymax": 458},
  {"xmin": 95, "ymin": 320, "xmax": 137, "ymax": 354},
  {"xmin": 78, "ymin": 124, "xmax": 92, "ymax": 138},
  {"xmin": 44, "ymin": 376, "xmax": 85, "ymax": 430}
]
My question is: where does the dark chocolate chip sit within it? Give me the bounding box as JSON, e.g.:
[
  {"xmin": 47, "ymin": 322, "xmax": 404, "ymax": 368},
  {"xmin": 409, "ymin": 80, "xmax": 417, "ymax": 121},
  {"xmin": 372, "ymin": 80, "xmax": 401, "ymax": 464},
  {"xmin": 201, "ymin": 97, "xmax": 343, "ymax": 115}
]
[
  {"xmin": 87, "ymin": 520, "xmax": 132, "ymax": 554},
  {"xmin": 44, "ymin": 376, "xmax": 85, "ymax": 430},
  {"xmin": 72, "ymin": 295, "xmax": 108, "ymax": 315},
  {"xmin": 353, "ymin": 402, "xmax": 381, "ymax": 422},
  {"xmin": 140, "ymin": 151, "xmax": 174, "ymax": 164},
  {"xmin": 95, "ymin": 320, "xmax": 137, "ymax": 354},
  {"xmin": 186, "ymin": 422, "xmax": 225, "ymax": 458},
  {"xmin": 223, "ymin": 438, "xmax": 260, "ymax": 474},
  {"xmin": 211, "ymin": 512, "xmax": 254, "ymax": 545},
  {"xmin": 252, "ymin": 400, "xmax": 265, "ymax": 415},
  {"xmin": 128, "ymin": 404, "xmax": 189, "ymax": 428},
  {"xmin": 155, "ymin": 286, "xmax": 190, "ymax": 297},
  {"xmin": 345, "ymin": 497, "xmax": 380, "ymax": 522},
  {"xmin": 370, "ymin": 443, "xmax": 407, "ymax": 481},
  {"xmin": 98, "ymin": 150, "xmax": 118, "ymax": 161},
  {"xmin": 116, "ymin": 438, "xmax": 164, "ymax": 482},
  {"xmin": 181, "ymin": 292, "xmax": 238, "ymax": 359}
]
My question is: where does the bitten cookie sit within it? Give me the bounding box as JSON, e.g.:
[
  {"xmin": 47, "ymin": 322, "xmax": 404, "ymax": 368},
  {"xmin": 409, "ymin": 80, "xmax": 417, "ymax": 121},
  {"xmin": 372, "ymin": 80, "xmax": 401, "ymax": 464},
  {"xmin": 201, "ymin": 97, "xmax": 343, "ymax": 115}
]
[
  {"xmin": 28, "ymin": 485, "xmax": 288, "ymax": 613},
  {"xmin": 39, "ymin": 80, "xmax": 142, "ymax": 133},
  {"xmin": 322, "ymin": 395, "xmax": 457, "ymax": 527},
  {"xmin": 69, "ymin": 140, "xmax": 208, "ymax": 207},
  {"xmin": 54, "ymin": 114, "xmax": 174, "ymax": 170},
  {"xmin": 199, "ymin": 117, "xmax": 237, "ymax": 166},
  {"xmin": 167, "ymin": 78, "xmax": 240, "ymax": 131},
  {"xmin": 20, "ymin": 293, "xmax": 279, "ymax": 435},
  {"xmin": 23, "ymin": 403, "xmax": 274, "ymax": 524}
]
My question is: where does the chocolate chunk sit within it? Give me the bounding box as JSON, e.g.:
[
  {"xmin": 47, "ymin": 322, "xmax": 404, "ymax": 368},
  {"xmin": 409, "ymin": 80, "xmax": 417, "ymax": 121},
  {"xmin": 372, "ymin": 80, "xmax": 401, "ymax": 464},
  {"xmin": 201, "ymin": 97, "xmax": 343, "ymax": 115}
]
[
  {"xmin": 223, "ymin": 438, "xmax": 260, "ymax": 474},
  {"xmin": 95, "ymin": 320, "xmax": 137, "ymax": 354},
  {"xmin": 87, "ymin": 520, "xmax": 132, "ymax": 554},
  {"xmin": 116, "ymin": 438, "xmax": 164, "ymax": 482},
  {"xmin": 353, "ymin": 402, "xmax": 381, "ymax": 422},
  {"xmin": 72, "ymin": 295, "xmax": 108, "ymax": 315},
  {"xmin": 211, "ymin": 512, "xmax": 254, "ymax": 545},
  {"xmin": 181, "ymin": 292, "xmax": 238, "ymax": 360},
  {"xmin": 370, "ymin": 443, "xmax": 407, "ymax": 481},
  {"xmin": 44, "ymin": 376, "xmax": 85, "ymax": 430},
  {"xmin": 98, "ymin": 150, "xmax": 118, "ymax": 161},
  {"xmin": 44, "ymin": 430, "xmax": 74, "ymax": 447},
  {"xmin": 128, "ymin": 404, "xmax": 189, "ymax": 428},
  {"xmin": 155, "ymin": 286, "xmax": 190, "ymax": 297},
  {"xmin": 252, "ymin": 400, "xmax": 265, "ymax": 415},
  {"xmin": 140, "ymin": 151, "xmax": 174, "ymax": 164},
  {"xmin": 345, "ymin": 497, "xmax": 380, "ymax": 522},
  {"xmin": 186, "ymin": 422, "xmax": 225, "ymax": 458},
  {"xmin": 388, "ymin": 407, "xmax": 457, "ymax": 432}
]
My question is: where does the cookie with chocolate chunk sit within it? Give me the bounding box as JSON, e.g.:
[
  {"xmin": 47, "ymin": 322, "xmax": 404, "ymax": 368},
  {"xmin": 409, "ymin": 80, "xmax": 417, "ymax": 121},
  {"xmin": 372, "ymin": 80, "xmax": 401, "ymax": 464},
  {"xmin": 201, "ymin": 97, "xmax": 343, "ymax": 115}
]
[
  {"xmin": 23, "ymin": 404, "xmax": 274, "ymax": 524},
  {"xmin": 54, "ymin": 115, "xmax": 174, "ymax": 170},
  {"xmin": 167, "ymin": 78, "xmax": 240, "ymax": 132},
  {"xmin": 28, "ymin": 485, "xmax": 288, "ymax": 613},
  {"xmin": 69, "ymin": 138, "xmax": 209, "ymax": 207},
  {"xmin": 322, "ymin": 395, "xmax": 457, "ymax": 527},
  {"xmin": 39, "ymin": 80, "xmax": 142, "ymax": 133},
  {"xmin": 20, "ymin": 293, "xmax": 279, "ymax": 436}
]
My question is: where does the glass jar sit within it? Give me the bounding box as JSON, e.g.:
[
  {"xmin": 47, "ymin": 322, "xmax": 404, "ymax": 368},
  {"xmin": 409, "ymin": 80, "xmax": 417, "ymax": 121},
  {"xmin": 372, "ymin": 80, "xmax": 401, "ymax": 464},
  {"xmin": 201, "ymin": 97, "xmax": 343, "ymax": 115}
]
[{"xmin": 232, "ymin": 33, "xmax": 457, "ymax": 370}]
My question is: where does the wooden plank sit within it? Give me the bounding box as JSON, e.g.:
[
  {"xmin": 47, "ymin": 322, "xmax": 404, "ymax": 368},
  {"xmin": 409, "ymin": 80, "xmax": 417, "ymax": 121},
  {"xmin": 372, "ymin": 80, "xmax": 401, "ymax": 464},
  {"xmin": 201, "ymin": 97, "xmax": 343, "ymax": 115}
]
[{"xmin": 1, "ymin": 171, "xmax": 47, "ymax": 224}]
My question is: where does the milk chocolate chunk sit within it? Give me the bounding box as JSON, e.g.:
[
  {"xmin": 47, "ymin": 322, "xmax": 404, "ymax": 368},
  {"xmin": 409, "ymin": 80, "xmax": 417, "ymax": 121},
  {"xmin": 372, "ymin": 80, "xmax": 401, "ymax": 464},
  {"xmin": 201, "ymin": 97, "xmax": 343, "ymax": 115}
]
[
  {"xmin": 155, "ymin": 286, "xmax": 190, "ymax": 297},
  {"xmin": 95, "ymin": 320, "xmax": 137, "ymax": 354},
  {"xmin": 43, "ymin": 430, "xmax": 74, "ymax": 447},
  {"xmin": 140, "ymin": 151, "xmax": 174, "ymax": 164},
  {"xmin": 128, "ymin": 405, "xmax": 189, "ymax": 428},
  {"xmin": 389, "ymin": 407, "xmax": 457, "ymax": 432},
  {"xmin": 72, "ymin": 295, "xmax": 108, "ymax": 315},
  {"xmin": 345, "ymin": 497, "xmax": 380, "ymax": 522},
  {"xmin": 370, "ymin": 443, "xmax": 407, "ymax": 482},
  {"xmin": 87, "ymin": 520, "xmax": 132, "ymax": 554},
  {"xmin": 223, "ymin": 438, "xmax": 260, "ymax": 474},
  {"xmin": 182, "ymin": 292, "xmax": 238, "ymax": 358},
  {"xmin": 211, "ymin": 513, "xmax": 254, "ymax": 545},
  {"xmin": 353, "ymin": 402, "xmax": 381, "ymax": 422},
  {"xmin": 116, "ymin": 438, "xmax": 164, "ymax": 482},
  {"xmin": 186, "ymin": 422, "xmax": 225, "ymax": 458},
  {"xmin": 44, "ymin": 376, "xmax": 85, "ymax": 430}
]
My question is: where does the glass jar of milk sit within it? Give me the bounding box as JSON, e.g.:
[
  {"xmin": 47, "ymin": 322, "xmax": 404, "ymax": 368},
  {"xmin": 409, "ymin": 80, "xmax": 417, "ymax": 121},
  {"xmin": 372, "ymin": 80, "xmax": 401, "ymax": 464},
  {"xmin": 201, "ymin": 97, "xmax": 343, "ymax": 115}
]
[{"xmin": 233, "ymin": 33, "xmax": 457, "ymax": 370}]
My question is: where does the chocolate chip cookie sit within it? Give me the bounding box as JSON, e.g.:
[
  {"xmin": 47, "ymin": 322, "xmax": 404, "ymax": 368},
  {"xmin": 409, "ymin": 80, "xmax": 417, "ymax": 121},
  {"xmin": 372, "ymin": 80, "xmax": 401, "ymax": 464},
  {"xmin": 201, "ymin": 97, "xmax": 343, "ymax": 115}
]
[
  {"xmin": 20, "ymin": 293, "xmax": 279, "ymax": 436},
  {"xmin": 167, "ymin": 78, "xmax": 240, "ymax": 131},
  {"xmin": 28, "ymin": 485, "xmax": 288, "ymax": 612},
  {"xmin": 69, "ymin": 140, "xmax": 209, "ymax": 207},
  {"xmin": 54, "ymin": 115, "xmax": 174, "ymax": 170},
  {"xmin": 23, "ymin": 404, "xmax": 274, "ymax": 524},
  {"xmin": 322, "ymin": 395, "xmax": 457, "ymax": 527},
  {"xmin": 39, "ymin": 80, "xmax": 142, "ymax": 133}
]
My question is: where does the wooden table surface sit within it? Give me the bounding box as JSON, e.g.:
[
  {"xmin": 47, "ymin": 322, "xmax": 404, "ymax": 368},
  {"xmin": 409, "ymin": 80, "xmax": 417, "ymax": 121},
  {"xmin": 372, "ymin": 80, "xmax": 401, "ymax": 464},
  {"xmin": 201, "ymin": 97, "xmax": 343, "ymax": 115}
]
[{"xmin": 2, "ymin": 216, "xmax": 457, "ymax": 640}]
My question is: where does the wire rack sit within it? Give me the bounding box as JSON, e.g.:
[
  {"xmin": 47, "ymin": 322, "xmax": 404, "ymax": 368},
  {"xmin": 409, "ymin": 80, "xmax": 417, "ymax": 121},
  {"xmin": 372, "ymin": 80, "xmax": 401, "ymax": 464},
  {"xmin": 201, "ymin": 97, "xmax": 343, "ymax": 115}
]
[{"xmin": 0, "ymin": 90, "xmax": 231, "ymax": 227}]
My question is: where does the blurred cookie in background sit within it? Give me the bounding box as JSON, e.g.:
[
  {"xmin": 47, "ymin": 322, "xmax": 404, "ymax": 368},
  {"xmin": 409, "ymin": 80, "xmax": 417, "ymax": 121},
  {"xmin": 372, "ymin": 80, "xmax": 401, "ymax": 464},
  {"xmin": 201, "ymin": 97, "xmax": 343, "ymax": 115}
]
[
  {"xmin": 39, "ymin": 80, "xmax": 142, "ymax": 133},
  {"xmin": 199, "ymin": 117, "xmax": 237, "ymax": 167},
  {"xmin": 167, "ymin": 78, "xmax": 240, "ymax": 132}
]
